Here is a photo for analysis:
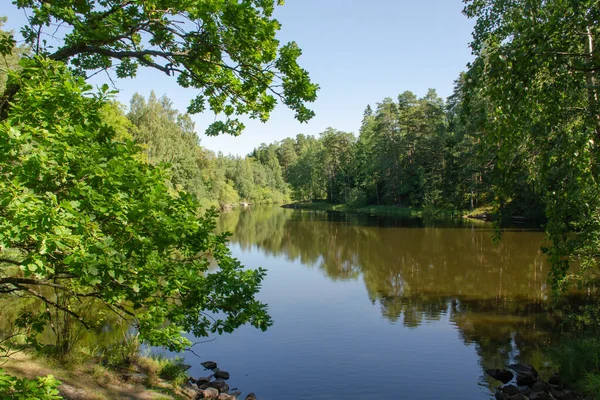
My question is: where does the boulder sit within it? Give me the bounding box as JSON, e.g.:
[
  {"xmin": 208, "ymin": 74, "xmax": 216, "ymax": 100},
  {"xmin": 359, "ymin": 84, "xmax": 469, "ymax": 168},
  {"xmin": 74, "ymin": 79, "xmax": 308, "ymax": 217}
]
[
  {"xmin": 548, "ymin": 374, "xmax": 562, "ymax": 386},
  {"xmin": 501, "ymin": 385, "xmax": 520, "ymax": 396},
  {"xmin": 197, "ymin": 376, "xmax": 213, "ymax": 386},
  {"xmin": 201, "ymin": 361, "xmax": 218, "ymax": 370},
  {"xmin": 529, "ymin": 391, "xmax": 552, "ymax": 400},
  {"xmin": 549, "ymin": 387, "xmax": 577, "ymax": 400},
  {"xmin": 199, "ymin": 388, "xmax": 219, "ymax": 399},
  {"xmin": 516, "ymin": 373, "xmax": 536, "ymax": 386},
  {"xmin": 494, "ymin": 389, "xmax": 504, "ymax": 400},
  {"xmin": 531, "ymin": 380, "xmax": 548, "ymax": 392},
  {"xmin": 218, "ymin": 394, "xmax": 236, "ymax": 400},
  {"xmin": 209, "ymin": 380, "xmax": 230, "ymax": 393},
  {"xmin": 486, "ymin": 368, "xmax": 514, "ymax": 384},
  {"xmin": 214, "ymin": 370, "xmax": 230, "ymax": 380},
  {"xmin": 245, "ymin": 394, "xmax": 257, "ymax": 400},
  {"xmin": 180, "ymin": 383, "xmax": 200, "ymax": 399},
  {"xmin": 507, "ymin": 364, "xmax": 538, "ymax": 378}
]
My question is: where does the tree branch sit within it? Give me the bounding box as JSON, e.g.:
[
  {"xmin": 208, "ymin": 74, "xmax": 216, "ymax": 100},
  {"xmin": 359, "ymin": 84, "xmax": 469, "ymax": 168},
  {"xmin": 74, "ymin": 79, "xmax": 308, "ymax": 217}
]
[{"xmin": 12, "ymin": 284, "xmax": 90, "ymax": 330}]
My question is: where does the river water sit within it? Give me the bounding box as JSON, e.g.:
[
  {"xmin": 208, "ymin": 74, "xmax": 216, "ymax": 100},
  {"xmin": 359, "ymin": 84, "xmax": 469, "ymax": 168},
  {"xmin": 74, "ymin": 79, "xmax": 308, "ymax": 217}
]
[{"xmin": 181, "ymin": 206, "xmax": 558, "ymax": 400}]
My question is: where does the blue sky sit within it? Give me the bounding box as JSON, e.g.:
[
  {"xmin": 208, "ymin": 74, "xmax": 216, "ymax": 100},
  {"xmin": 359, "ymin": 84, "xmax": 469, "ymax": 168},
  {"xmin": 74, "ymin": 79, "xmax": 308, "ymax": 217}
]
[{"xmin": 3, "ymin": 0, "xmax": 475, "ymax": 156}]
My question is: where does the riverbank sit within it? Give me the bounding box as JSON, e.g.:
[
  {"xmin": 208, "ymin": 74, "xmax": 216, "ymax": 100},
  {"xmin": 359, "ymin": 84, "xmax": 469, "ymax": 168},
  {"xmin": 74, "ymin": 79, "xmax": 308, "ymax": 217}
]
[
  {"xmin": 282, "ymin": 201, "xmax": 469, "ymax": 219},
  {"xmin": 281, "ymin": 202, "xmax": 541, "ymax": 226},
  {"xmin": 1, "ymin": 351, "xmax": 194, "ymax": 400}
]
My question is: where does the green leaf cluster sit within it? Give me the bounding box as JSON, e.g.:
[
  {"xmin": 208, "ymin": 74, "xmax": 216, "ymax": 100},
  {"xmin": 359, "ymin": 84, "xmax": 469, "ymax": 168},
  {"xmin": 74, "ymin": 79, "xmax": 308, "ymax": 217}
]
[
  {"xmin": 462, "ymin": 0, "xmax": 600, "ymax": 289},
  {"xmin": 0, "ymin": 57, "xmax": 271, "ymax": 351},
  {"xmin": 12, "ymin": 0, "xmax": 318, "ymax": 136},
  {"xmin": 0, "ymin": 369, "xmax": 61, "ymax": 400}
]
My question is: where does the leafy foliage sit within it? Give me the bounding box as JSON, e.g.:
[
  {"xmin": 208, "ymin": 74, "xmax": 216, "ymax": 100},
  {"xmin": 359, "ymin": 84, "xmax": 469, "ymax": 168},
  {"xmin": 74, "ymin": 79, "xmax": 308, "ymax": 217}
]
[
  {"xmin": 276, "ymin": 90, "xmax": 489, "ymax": 211},
  {"xmin": 0, "ymin": 17, "xmax": 29, "ymax": 94},
  {"xmin": 0, "ymin": 57, "xmax": 271, "ymax": 352},
  {"xmin": 0, "ymin": 369, "xmax": 61, "ymax": 400},
  {"xmin": 10, "ymin": 0, "xmax": 319, "ymax": 135},
  {"xmin": 462, "ymin": 0, "xmax": 600, "ymax": 289}
]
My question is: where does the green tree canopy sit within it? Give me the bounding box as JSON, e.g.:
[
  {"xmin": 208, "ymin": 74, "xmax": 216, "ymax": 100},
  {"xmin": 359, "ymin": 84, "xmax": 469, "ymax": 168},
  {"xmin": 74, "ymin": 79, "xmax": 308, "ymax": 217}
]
[
  {"xmin": 0, "ymin": 58, "xmax": 271, "ymax": 352},
  {"xmin": 3, "ymin": 0, "xmax": 319, "ymax": 135},
  {"xmin": 463, "ymin": 0, "xmax": 600, "ymax": 289}
]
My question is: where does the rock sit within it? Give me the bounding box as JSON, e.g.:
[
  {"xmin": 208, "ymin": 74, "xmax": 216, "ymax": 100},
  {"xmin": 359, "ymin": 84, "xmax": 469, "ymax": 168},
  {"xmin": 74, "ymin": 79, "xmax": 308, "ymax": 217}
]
[
  {"xmin": 486, "ymin": 368, "xmax": 514, "ymax": 384},
  {"xmin": 245, "ymin": 394, "xmax": 257, "ymax": 400},
  {"xmin": 508, "ymin": 364, "xmax": 538, "ymax": 378},
  {"xmin": 502, "ymin": 385, "xmax": 520, "ymax": 396},
  {"xmin": 201, "ymin": 361, "xmax": 218, "ymax": 370},
  {"xmin": 200, "ymin": 388, "xmax": 219, "ymax": 399},
  {"xmin": 198, "ymin": 382, "xmax": 211, "ymax": 390},
  {"xmin": 516, "ymin": 373, "xmax": 536, "ymax": 386},
  {"xmin": 230, "ymin": 391, "xmax": 241, "ymax": 398},
  {"xmin": 549, "ymin": 388, "xmax": 577, "ymax": 400},
  {"xmin": 214, "ymin": 370, "xmax": 230, "ymax": 380},
  {"xmin": 529, "ymin": 391, "xmax": 552, "ymax": 400},
  {"xmin": 494, "ymin": 389, "xmax": 504, "ymax": 400},
  {"xmin": 519, "ymin": 387, "xmax": 533, "ymax": 396},
  {"xmin": 531, "ymin": 380, "xmax": 548, "ymax": 392},
  {"xmin": 506, "ymin": 395, "xmax": 527, "ymax": 400},
  {"xmin": 209, "ymin": 380, "xmax": 230, "ymax": 393},
  {"xmin": 218, "ymin": 394, "xmax": 236, "ymax": 400},
  {"xmin": 197, "ymin": 376, "xmax": 213, "ymax": 386},
  {"xmin": 181, "ymin": 383, "xmax": 200, "ymax": 399},
  {"xmin": 548, "ymin": 374, "xmax": 562, "ymax": 386}
]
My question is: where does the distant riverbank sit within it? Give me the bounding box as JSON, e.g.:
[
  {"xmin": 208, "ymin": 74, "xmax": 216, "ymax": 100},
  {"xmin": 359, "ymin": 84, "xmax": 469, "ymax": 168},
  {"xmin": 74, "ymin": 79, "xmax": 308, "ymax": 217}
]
[
  {"xmin": 281, "ymin": 202, "xmax": 539, "ymax": 226},
  {"xmin": 282, "ymin": 201, "xmax": 477, "ymax": 220}
]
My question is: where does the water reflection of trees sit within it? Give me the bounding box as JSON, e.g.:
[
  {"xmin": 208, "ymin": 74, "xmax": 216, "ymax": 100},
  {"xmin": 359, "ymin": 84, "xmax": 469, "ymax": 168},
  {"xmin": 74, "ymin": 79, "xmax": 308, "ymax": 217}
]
[
  {"xmin": 219, "ymin": 206, "xmax": 558, "ymax": 385},
  {"xmin": 219, "ymin": 206, "xmax": 549, "ymax": 301}
]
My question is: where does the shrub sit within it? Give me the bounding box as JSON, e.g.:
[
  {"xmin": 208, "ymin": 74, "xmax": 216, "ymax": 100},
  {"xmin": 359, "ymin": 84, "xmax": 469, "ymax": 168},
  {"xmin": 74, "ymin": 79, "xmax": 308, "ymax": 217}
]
[{"xmin": 0, "ymin": 369, "xmax": 61, "ymax": 399}]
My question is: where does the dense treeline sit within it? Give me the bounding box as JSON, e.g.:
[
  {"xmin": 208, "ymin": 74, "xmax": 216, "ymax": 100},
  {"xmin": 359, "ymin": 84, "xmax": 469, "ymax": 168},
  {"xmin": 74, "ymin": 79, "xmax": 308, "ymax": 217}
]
[
  {"xmin": 254, "ymin": 86, "xmax": 541, "ymax": 220},
  {"xmin": 111, "ymin": 92, "xmax": 291, "ymax": 208},
  {"xmin": 118, "ymin": 87, "xmax": 541, "ymax": 221}
]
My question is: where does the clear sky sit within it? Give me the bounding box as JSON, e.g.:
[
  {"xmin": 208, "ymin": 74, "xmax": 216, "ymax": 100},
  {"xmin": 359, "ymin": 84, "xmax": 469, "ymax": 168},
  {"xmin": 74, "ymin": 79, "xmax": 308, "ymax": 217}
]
[{"xmin": 3, "ymin": 0, "xmax": 475, "ymax": 156}]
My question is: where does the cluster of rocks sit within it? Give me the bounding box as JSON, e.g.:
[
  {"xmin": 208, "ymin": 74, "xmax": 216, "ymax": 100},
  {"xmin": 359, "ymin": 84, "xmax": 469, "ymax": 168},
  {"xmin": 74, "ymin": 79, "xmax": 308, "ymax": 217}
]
[
  {"xmin": 486, "ymin": 364, "xmax": 578, "ymax": 400},
  {"xmin": 184, "ymin": 360, "xmax": 256, "ymax": 400}
]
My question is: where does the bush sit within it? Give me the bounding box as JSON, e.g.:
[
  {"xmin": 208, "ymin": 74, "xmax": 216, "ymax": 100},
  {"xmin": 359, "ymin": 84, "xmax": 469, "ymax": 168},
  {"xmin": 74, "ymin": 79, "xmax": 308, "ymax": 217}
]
[
  {"xmin": 347, "ymin": 188, "xmax": 367, "ymax": 207},
  {"xmin": 102, "ymin": 335, "xmax": 140, "ymax": 368},
  {"xmin": 158, "ymin": 357, "xmax": 188, "ymax": 387},
  {"xmin": 552, "ymin": 338, "xmax": 600, "ymax": 396},
  {"xmin": 0, "ymin": 369, "xmax": 62, "ymax": 399}
]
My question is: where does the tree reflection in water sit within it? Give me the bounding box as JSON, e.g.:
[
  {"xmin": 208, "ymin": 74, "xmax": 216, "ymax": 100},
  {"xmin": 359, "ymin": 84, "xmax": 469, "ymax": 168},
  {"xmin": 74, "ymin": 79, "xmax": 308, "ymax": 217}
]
[{"xmin": 218, "ymin": 206, "xmax": 593, "ymax": 389}]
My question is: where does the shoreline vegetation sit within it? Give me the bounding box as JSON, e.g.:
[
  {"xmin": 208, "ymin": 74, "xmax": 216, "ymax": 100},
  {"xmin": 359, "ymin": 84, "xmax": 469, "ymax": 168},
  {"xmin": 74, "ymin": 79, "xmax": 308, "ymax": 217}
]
[
  {"xmin": 2, "ymin": 345, "xmax": 253, "ymax": 400},
  {"xmin": 2, "ymin": 351, "xmax": 191, "ymax": 400},
  {"xmin": 2, "ymin": 0, "xmax": 600, "ymax": 399},
  {"xmin": 282, "ymin": 201, "xmax": 499, "ymax": 223}
]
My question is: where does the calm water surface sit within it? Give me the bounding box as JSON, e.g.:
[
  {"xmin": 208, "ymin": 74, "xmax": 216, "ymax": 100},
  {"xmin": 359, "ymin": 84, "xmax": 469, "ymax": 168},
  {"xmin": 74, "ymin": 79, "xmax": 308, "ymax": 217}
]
[{"xmin": 182, "ymin": 206, "xmax": 556, "ymax": 400}]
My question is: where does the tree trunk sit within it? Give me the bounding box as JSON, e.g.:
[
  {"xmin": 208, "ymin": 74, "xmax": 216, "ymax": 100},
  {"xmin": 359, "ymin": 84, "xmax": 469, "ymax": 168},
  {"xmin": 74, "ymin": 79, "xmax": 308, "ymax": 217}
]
[{"xmin": 584, "ymin": 27, "xmax": 600, "ymax": 142}]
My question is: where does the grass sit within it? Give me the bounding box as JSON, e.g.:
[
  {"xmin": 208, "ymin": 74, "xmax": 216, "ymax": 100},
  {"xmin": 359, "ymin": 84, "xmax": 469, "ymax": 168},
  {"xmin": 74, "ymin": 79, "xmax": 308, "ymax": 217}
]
[
  {"xmin": 552, "ymin": 337, "xmax": 600, "ymax": 397},
  {"xmin": 1, "ymin": 341, "xmax": 192, "ymax": 400}
]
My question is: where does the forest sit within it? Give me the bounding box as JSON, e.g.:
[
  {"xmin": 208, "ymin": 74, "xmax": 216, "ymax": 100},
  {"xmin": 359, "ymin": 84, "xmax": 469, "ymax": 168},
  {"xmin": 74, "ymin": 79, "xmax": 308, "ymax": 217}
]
[{"xmin": 1, "ymin": 0, "xmax": 600, "ymax": 398}]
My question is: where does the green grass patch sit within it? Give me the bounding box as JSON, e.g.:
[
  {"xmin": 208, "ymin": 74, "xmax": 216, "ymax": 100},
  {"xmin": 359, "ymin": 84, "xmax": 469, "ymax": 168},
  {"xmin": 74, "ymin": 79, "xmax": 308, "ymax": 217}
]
[{"xmin": 552, "ymin": 337, "xmax": 600, "ymax": 396}]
